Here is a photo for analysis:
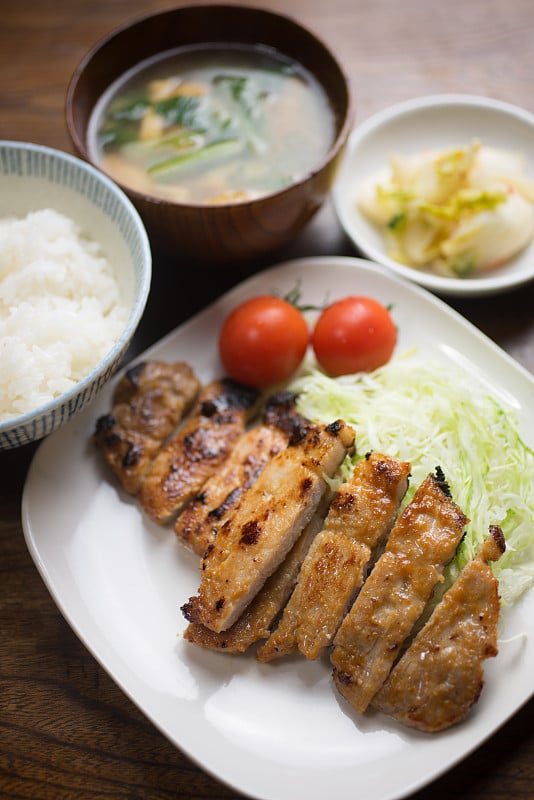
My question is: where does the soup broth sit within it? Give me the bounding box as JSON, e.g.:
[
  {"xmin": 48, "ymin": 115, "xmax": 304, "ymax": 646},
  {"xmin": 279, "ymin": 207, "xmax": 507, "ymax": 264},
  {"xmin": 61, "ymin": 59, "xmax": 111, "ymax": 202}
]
[{"xmin": 89, "ymin": 44, "xmax": 335, "ymax": 205}]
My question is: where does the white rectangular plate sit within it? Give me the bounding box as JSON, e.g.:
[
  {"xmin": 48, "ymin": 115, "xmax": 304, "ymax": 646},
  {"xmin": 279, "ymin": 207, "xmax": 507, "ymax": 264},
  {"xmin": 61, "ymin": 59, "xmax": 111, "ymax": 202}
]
[{"xmin": 22, "ymin": 257, "xmax": 534, "ymax": 800}]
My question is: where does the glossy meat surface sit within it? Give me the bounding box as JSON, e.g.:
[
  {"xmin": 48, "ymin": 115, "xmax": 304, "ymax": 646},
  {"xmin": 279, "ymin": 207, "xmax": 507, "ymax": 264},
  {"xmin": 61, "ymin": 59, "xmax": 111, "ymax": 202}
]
[
  {"xmin": 138, "ymin": 378, "xmax": 258, "ymax": 523},
  {"xmin": 258, "ymin": 531, "xmax": 370, "ymax": 661},
  {"xmin": 183, "ymin": 507, "xmax": 326, "ymax": 653},
  {"xmin": 93, "ymin": 360, "xmax": 200, "ymax": 494},
  {"xmin": 181, "ymin": 419, "xmax": 355, "ymax": 632},
  {"xmin": 174, "ymin": 392, "xmax": 302, "ymax": 555},
  {"xmin": 331, "ymin": 471, "xmax": 469, "ymax": 713},
  {"xmin": 258, "ymin": 453, "xmax": 410, "ymax": 661},
  {"xmin": 373, "ymin": 525, "xmax": 505, "ymax": 731}
]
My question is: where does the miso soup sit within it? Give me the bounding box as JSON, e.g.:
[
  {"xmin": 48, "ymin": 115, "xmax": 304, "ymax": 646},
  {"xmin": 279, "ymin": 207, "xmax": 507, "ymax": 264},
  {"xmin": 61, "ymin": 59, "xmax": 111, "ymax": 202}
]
[{"xmin": 88, "ymin": 44, "xmax": 335, "ymax": 205}]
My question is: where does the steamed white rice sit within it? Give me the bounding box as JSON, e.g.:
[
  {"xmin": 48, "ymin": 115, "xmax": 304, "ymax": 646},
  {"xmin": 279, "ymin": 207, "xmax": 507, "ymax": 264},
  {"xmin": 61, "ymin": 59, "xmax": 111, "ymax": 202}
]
[{"xmin": 0, "ymin": 209, "xmax": 127, "ymax": 421}]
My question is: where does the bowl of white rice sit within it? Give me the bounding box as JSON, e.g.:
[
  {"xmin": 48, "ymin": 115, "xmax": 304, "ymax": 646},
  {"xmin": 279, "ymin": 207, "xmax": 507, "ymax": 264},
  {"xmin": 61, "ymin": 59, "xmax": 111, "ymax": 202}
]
[{"xmin": 0, "ymin": 141, "xmax": 151, "ymax": 450}]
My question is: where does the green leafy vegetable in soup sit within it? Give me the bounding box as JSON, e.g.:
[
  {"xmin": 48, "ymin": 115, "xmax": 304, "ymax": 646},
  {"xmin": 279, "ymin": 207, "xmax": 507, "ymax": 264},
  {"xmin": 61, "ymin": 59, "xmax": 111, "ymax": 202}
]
[{"xmin": 90, "ymin": 44, "xmax": 334, "ymax": 205}]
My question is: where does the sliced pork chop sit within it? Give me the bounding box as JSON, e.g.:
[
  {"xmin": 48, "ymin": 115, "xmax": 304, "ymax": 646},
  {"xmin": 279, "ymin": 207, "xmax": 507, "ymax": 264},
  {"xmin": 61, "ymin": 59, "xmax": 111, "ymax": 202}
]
[
  {"xmin": 93, "ymin": 360, "xmax": 200, "ymax": 494},
  {"xmin": 181, "ymin": 419, "xmax": 355, "ymax": 633},
  {"xmin": 183, "ymin": 505, "xmax": 327, "ymax": 653},
  {"xmin": 331, "ymin": 469, "xmax": 469, "ymax": 714},
  {"xmin": 258, "ymin": 453, "xmax": 411, "ymax": 661},
  {"xmin": 174, "ymin": 392, "xmax": 302, "ymax": 555},
  {"xmin": 138, "ymin": 378, "xmax": 259, "ymax": 524},
  {"xmin": 257, "ymin": 531, "xmax": 371, "ymax": 662},
  {"xmin": 372, "ymin": 525, "xmax": 505, "ymax": 731}
]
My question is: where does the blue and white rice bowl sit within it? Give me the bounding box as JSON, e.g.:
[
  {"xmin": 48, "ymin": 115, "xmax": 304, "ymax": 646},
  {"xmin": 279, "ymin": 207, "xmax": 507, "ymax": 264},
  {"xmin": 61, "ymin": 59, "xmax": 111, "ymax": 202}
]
[{"xmin": 0, "ymin": 141, "xmax": 151, "ymax": 449}]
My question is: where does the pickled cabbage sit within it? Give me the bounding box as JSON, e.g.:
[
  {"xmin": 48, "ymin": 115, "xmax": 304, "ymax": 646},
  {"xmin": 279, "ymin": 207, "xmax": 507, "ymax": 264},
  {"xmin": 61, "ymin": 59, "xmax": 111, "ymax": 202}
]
[{"xmin": 358, "ymin": 140, "xmax": 534, "ymax": 277}]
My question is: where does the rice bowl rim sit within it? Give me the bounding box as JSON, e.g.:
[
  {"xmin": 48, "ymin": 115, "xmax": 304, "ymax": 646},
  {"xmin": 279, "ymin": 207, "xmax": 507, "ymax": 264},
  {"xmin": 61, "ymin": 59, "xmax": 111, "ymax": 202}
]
[{"xmin": 0, "ymin": 140, "xmax": 152, "ymax": 439}]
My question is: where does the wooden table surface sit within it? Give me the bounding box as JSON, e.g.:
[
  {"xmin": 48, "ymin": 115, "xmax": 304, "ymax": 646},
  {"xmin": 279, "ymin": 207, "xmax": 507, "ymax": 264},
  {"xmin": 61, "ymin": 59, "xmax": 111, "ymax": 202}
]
[{"xmin": 2, "ymin": 1, "xmax": 534, "ymax": 798}]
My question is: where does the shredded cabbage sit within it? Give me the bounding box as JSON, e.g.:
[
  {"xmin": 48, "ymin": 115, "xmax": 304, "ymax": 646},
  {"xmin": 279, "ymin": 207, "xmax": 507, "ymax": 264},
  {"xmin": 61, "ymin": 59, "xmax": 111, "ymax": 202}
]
[{"xmin": 290, "ymin": 352, "xmax": 534, "ymax": 605}]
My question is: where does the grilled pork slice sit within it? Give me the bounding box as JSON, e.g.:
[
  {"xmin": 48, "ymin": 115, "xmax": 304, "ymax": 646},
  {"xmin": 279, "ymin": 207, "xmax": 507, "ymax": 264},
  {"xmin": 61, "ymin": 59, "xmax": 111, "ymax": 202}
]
[
  {"xmin": 174, "ymin": 392, "xmax": 303, "ymax": 555},
  {"xmin": 258, "ymin": 532, "xmax": 371, "ymax": 662},
  {"xmin": 93, "ymin": 360, "xmax": 200, "ymax": 494},
  {"xmin": 181, "ymin": 419, "xmax": 355, "ymax": 633},
  {"xmin": 372, "ymin": 525, "xmax": 505, "ymax": 732},
  {"xmin": 138, "ymin": 378, "xmax": 259, "ymax": 524},
  {"xmin": 183, "ymin": 505, "xmax": 327, "ymax": 653},
  {"xmin": 331, "ymin": 469, "xmax": 469, "ymax": 714},
  {"xmin": 258, "ymin": 453, "xmax": 411, "ymax": 661}
]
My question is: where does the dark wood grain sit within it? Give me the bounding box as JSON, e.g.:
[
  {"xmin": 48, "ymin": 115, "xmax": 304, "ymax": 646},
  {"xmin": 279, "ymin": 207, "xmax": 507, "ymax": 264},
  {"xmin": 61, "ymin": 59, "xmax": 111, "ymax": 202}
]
[{"xmin": 1, "ymin": 1, "xmax": 534, "ymax": 798}]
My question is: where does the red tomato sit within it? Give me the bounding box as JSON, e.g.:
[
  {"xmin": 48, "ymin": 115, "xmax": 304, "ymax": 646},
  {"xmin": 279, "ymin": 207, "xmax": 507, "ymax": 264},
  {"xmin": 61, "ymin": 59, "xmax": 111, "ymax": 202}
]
[
  {"xmin": 312, "ymin": 296, "xmax": 397, "ymax": 376},
  {"xmin": 218, "ymin": 295, "xmax": 309, "ymax": 388}
]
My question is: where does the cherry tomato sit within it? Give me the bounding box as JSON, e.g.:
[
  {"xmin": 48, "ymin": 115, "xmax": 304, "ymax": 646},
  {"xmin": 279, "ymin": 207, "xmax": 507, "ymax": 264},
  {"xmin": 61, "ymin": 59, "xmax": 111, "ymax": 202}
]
[
  {"xmin": 312, "ymin": 296, "xmax": 397, "ymax": 376},
  {"xmin": 218, "ymin": 295, "xmax": 309, "ymax": 388}
]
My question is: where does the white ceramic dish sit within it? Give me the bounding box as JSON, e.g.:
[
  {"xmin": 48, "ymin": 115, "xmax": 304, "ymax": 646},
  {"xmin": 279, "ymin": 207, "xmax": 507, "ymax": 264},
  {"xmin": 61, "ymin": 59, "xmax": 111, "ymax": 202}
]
[
  {"xmin": 0, "ymin": 141, "xmax": 152, "ymax": 450},
  {"xmin": 22, "ymin": 257, "xmax": 534, "ymax": 800},
  {"xmin": 332, "ymin": 94, "xmax": 534, "ymax": 296}
]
